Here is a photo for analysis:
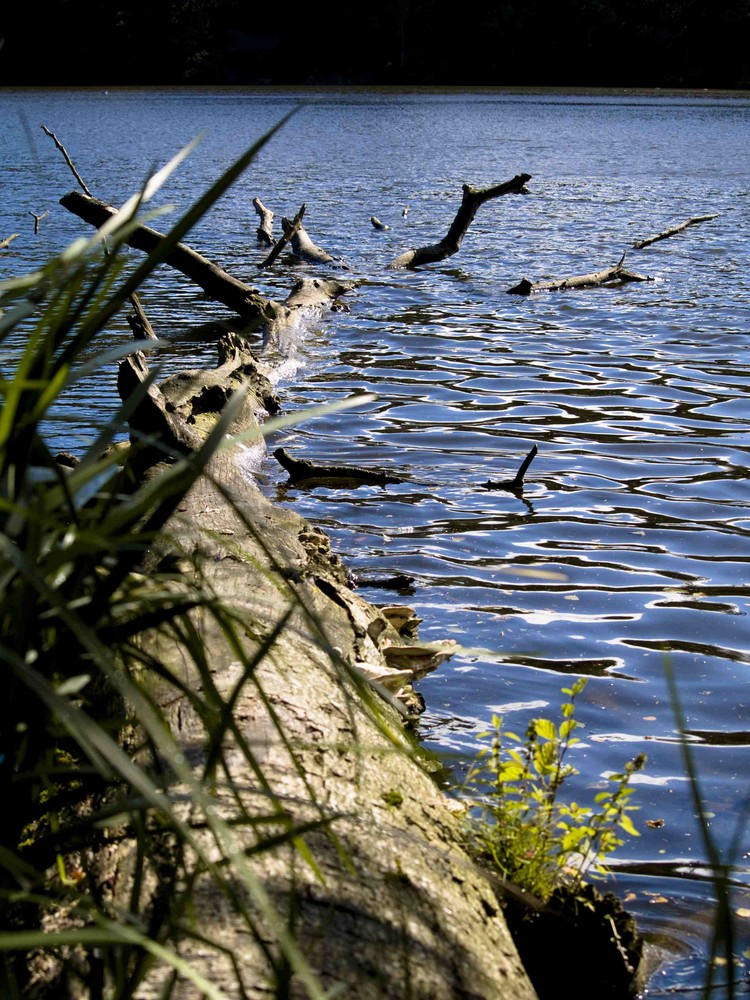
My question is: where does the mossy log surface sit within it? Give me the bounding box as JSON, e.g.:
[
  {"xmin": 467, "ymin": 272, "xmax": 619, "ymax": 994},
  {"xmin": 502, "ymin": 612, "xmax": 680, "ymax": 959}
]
[{"xmin": 91, "ymin": 350, "xmax": 538, "ymax": 1000}]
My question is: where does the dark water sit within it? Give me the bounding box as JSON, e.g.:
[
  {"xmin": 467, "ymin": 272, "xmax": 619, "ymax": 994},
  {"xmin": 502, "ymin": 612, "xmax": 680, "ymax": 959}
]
[{"xmin": 3, "ymin": 87, "xmax": 750, "ymax": 995}]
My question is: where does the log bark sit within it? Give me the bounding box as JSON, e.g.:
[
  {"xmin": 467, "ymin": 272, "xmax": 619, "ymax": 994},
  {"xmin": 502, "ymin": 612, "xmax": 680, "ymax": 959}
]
[
  {"xmin": 274, "ymin": 446, "xmax": 406, "ymax": 486},
  {"xmin": 507, "ymin": 256, "xmax": 652, "ymax": 295},
  {"xmin": 90, "ymin": 352, "xmax": 537, "ymax": 1000},
  {"xmin": 61, "ymin": 190, "xmax": 276, "ymax": 324},
  {"xmin": 632, "ymin": 213, "xmax": 718, "ymax": 249},
  {"xmin": 0, "ymin": 233, "xmax": 19, "ymax": 250},
  {"xmin": 159, "ymin": 330, "xmax": 281, "ymax": 421},
  {"xmin": 389, "ymin": 173, "xmax": 532, "ymax": 269}
]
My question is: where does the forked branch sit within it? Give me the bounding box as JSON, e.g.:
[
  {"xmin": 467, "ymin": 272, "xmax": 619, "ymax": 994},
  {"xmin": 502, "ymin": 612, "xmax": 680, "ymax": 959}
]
[{"xmin": 389, "ymin": 173, "xmax": 532, "ymax": 269}]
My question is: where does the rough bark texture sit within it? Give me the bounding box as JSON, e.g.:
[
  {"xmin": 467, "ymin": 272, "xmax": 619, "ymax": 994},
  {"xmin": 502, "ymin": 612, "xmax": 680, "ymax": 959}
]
[
  {"xmin": 389, "ymin": 174, "xmax": 532, "ymax": 269},
  {"xmin": 92, "ymin": 350, "xmax": 539, "ymax": 1000}
]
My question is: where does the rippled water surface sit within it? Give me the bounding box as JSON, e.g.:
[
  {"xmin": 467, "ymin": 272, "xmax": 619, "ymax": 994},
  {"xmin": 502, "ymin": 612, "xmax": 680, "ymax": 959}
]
[{"xmin": 3, "ymin": 87, "xmax": 750, "ymax": 994}]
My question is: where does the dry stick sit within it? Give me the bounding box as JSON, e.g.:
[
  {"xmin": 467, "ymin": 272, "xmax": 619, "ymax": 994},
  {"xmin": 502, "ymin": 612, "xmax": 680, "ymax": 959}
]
[
  {"xmin": 632, "ymin": 214, "xmax": 718, "ymax": 250},
  {"xmin": 41, "ymin": 124, "xmax": 92, "ymax": 197},
  {"xmin": 507, "ymin": 253, "xmax": 653, "ymax": 295},
  {"xmin": 259, "ymin": 204, "xmax": 305, "ymax": 268},
  {"xmin": 252, "ymin": 197, "xmax": 275, "ymax": 246},
  {"xmin": 0, "ymin": 233, "xmax": 20, "ymax": 250},
  {"xmin": 389, "ymin": 173, "xmax": 532, "ymax": 269},
  {"xmin": 29, "ymin": 211, "xmax": 49, "ymax": 235}
]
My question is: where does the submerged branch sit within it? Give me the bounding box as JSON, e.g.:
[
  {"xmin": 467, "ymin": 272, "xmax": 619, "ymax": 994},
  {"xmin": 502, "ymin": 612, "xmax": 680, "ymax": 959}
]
[
  {"xmin": 274, "ymin": 447, "xmax": 406, "ymax": 486},
  {"xmin": 483, "ymin": 445, "xmax": 538, "ymax": 492},
  {"xmin": 390, "ymin": 173, "xmax": 532, "ymax": 269},
  {"xmin": 507, "ymin": 255, "xmax": 652, "ymax": 295},
  {"xmin": 632, "ymin": 214, "xmax": 718, "ymax": 249}
]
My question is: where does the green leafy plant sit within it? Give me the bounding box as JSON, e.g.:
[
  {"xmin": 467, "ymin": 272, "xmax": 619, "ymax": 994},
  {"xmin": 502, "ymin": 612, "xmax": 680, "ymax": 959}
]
[{"xmin": 465, "ymin": 678, "xmax": 646, "ymax": 901}]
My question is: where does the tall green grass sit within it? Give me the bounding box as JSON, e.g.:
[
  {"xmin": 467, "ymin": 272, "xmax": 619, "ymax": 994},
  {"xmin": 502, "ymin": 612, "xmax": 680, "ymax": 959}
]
[{"xmin": 0, "ymin": 119, "xmax": 364, "ymax": 998}]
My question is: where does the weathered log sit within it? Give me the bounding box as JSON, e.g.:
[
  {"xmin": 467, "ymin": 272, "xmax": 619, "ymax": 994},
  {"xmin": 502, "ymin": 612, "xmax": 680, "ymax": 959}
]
[
  {"xmin": 371, "ymin": 216, "xmax": 390, "ymax": 231},
  {"xmin": 632, "ymin": 213, "xmax": 718, "ymax": 249},
  {"xmin": 98, "ymin": 349, "xmax": 538, "ymax": 999},
  {"xmin": 61, "ymin": 190, "xmax": 276, "ymax": 323},
  {"xmin": 0, "ymin": 233, "xmax": 19, "ymax": 250},
  {"xmin": 159, "ymin": 330, "xmax": 281, "ymax": 425},
  {"xmin": 282, "ymin": 275, "xmax": 355, "ymax": 310},
  {"xmin": 258, "ymin": 202, "xmax": 305, "ymax": 268},
  {"xmin": 282, "ymin": 215, "xmax": 345, "ymax": 267},
  {"xmin": 483, "ymin": 444, "xmax": 538, "ymax": 491},
  {"xmin": 117, "ymin": 351, "xmax": 205, "ymax": 466},
  {"xmin": 389, "ymin": 173, "xmax": 532, "ymax": 269},
  {"xmin": 274, "ymin": 447, "xmax": 406, "ymax": 486},
  {"xmin": 252, "ymin": 195, "xmax": 274, "ymax": 245},
  {"xmin": 507, "ymin": 255, "xmax": 652, "ymax": 295}
]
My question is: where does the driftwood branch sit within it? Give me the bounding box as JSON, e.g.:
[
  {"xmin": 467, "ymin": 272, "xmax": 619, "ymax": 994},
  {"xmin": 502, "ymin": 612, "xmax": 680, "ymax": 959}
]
[
  {"xmin": 127, "ymin": 293, "xmax": 158, "ymax": 341},
  {"xmin": 61, "ymin": 190, "xmax": 274, "ymax": 323},
  {"xmin": 507, "ymin": 254, "xmax": 652, "ymax": 295},
  {"xmin": 259, "ymin": 203, "xmax": 305, "ymax": 268},
  {"xmin": 29, "ymin": 211, "xmax": 49, "ymax": 235},
  {"xmin": 389, "ymin": 174, "xmax": 532, "ymax": 269},
  {"xmin": 274, "ymin": 447, "xmax": 405, "ymax": 487},
  {"xmin": 483, "ymin": 445, "xmax": 538, "ymax": 492},
  {"xmin": 282, "ymin": 215, "xmax": 343, "ymax": 266},
  {"xmin": 371, "ymin": 216, "xmax": 390, "ymax": 231},
  {"xmin": 0, "ymin": 233, "xmax": 20, "ymax": 250},
  {"xmin": 252, "ymin": 197, "xmax": 274, "ymax": 245},
  {"xmin": 41, "ymin": 125, "xmax": 92, "ymax": 197},
  {"xmin": 632, "ymin": 214, "xmax": 718, "ymax": 250}
]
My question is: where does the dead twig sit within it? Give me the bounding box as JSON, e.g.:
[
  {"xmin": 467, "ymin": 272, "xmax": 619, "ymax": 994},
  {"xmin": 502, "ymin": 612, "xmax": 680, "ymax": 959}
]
[{"xmin": 41, "ymin": 125, "xmax": 92, "ymax": 197}]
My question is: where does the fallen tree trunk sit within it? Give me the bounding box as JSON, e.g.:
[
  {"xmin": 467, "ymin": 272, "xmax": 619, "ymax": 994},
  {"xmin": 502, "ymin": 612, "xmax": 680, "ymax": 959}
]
[
  {"xmin": 61, "ymin": 190, "xmax": 275, "ymax": 323},
  {"xmin": 61, "ymin": 192, "xmax": 353, "ymax": 336},
  {"xmin": 507, "ymin": 255, "xmax": 653, "ymax": 295},
  {"xmin": 275, "ymin": 446, "xmax": 406, "ymax": 486},
  {"xmin": 82, "ymin": 351, "xmax": 537, "ymax": 1000},
  {"xmin": 389, "ymin": 173, "xmax": 532, "ymax": 269},
  {"xmin": 632, "ymin": 213, "xmax": 718, "ymax": 249}
]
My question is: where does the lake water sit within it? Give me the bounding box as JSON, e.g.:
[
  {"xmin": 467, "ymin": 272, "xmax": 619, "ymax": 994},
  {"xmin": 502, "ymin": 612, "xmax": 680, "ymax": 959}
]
[{"xmin": 3, "ymin": 86, "xmax": 750, "ymax": 996}]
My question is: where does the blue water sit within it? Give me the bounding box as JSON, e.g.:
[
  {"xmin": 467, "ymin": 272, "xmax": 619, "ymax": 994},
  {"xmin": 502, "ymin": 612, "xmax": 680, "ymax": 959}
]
[{"xmin": 3, "ymin": 86, "xmax": 750, "ymax": 995}]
